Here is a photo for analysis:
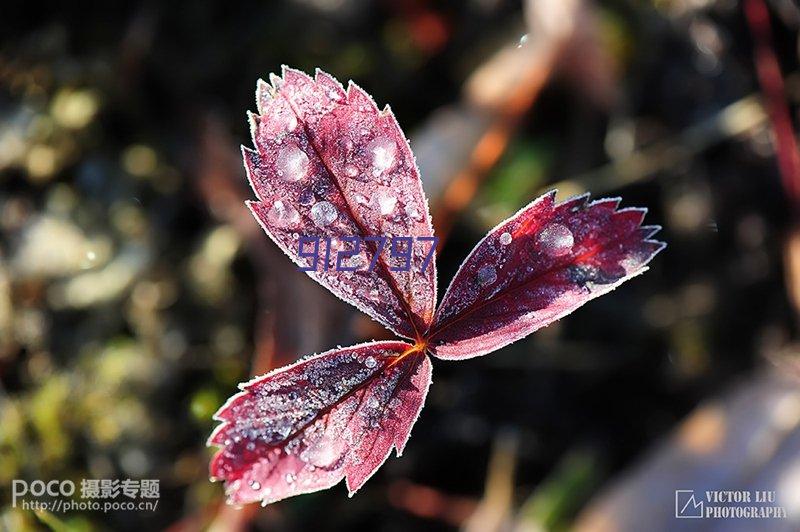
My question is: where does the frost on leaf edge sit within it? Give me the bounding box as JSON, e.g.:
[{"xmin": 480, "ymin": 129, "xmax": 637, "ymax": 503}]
[
  {"xmin": 207, "ymin": 340, "xmax": 433, "ymax": 503},
  {"xmin": 243, "ymin": 66, "xmax": 438, "ymax": 339},
  {"xmin": 426, "ymin": 189, "xmax": 666, "ymax": 360}
]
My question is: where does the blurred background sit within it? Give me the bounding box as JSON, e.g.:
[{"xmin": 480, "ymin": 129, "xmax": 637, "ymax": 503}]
[{"xmin": 2, "ymin": 0, "xmax": 800, "ymax": 530}]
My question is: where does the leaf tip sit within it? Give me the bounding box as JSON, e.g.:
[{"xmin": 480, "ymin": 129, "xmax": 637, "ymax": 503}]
[
  {"xmin": 650, "ymin": 239, "xmax": 668, "ymax": 256},
  {"xmin": 246, "ymin": 111, "xmax": 259, "ymax": 142},
  {"xmin": 344, "ymin": 469, "xmax": 370, "ymax": 498},
  {"xmin": 314, "ymin": 69, "xmax": 347, "ymax": 101},
  {"xmin": 255, "ymin": 78, "xmax": 273, "ymax": 112},
  {"xmin": 314, "ymin": 67, "xmax": 336, "ymax": 83},
  {"xmin": 346, "ymin": 80, "xmax": 378, "ymax": 112},
  {"xmin": 559, "ymin": 190, "xmax": 590, "ymax": 210},
  {"xmin": 244, "ymin": 199, "xmax": 261, "ymax": 218},
  {"xmin": 269, "ymin": 72, "xmax": 283, "ymax": 91},
  {"xmin": 538, "ymin": 189, "xmax": 558, "ymax": 209},
  {"xmin": 281, "ymin": 65, "xmax": 313, "ymax": 86},
  {"xmin": 641, "ymin": 224, "xmax": 662, "ymax": 239}
]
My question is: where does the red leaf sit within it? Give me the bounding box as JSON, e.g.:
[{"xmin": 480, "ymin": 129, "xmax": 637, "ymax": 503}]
[
  {"xmin": 244, "ymin": 67, "xmax": 436, "ymax": 340},
  {"xmin": 426, "ymin": 191, "xmax": 665, "ymax": 359},
  {"xmin": 212, "ymin": 67, "xmax": 666, "ymax": 506},
  {"xmin": 208, "ymin": 341, "xmax": 432, "ymax": 505}
]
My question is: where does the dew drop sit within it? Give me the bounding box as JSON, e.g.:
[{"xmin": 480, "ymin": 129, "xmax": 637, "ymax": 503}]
[
  {"xmin": 344, "ymin": 164, "xmax": 359, "ymax": 177},
  {"xmin": 476, "ymin": 265, "xmax": 497, "ymax": 287},
  {"xmin": 276, "ymin": 422, "xmax": 292, "ymax": 439},
  {"xmin": 517, "ymin": 34, "xmax": 529, "ymax": 48},
  {"xmin": 499, "ymin": 232, "xmax": 513, "ymax": 245},
  {"xmin": 368, "ymin": 137, "xmax": 397, "ymax": 176},
  {"xmin": 285, "ymin": 473, "xmax": 296, "ymax": 484},
  {"xmin": 249, "ymin": 480, "xmax": 261, "ymax": 490},
  {"xmin": 365, "ymin": 356, "xmax": 377, "ymax": 369},
  {"xmin": 276, "ymin": 146, "xmax": 309, "ymax": 181},
  {"xmin": 538, "ymin": 223, "xmax": 574, "ymax": 257},
  {"xmin": 404, "ymin": 203, "xmax": 421, "ymax": 221},
  {"xmin": 375, "ymin": 190, "xmax": 397, "ymax": 215},
  {"xmin": 353, "ymin": 193, "xmax": 369, "ymax": 205},
  {"xmin": 310, "ymin": 201, "xmax": 338, "ymax": 227},
  {"xmin": 266, "ymin": 200, "xmax": 300, "ymax": 228},
  {"xmin": 304, "ymin": 437, "xmax": 346, "ymax": 467}
]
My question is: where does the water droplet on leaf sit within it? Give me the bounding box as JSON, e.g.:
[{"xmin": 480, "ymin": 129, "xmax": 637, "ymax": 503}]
[
  {"xmin": 365, "ymin": 356, "xmax": 377, "ymax": 368},
  {"xmin": 499, "ymin": 232, "xmax": 512, "ymax": 245},
  {"xmin": 538, "ymin": 223, "xmax": 574, "ymax": 256},
  {"xmin": 476, "ymin": 265, "xmax": 497, "ymax": 287},
  {"xmin": 368, "ymin": 137, "xmax": 396, "ymax": 176},
  {"xmin": 310, "ymin": 201, "xmax": 338, "ymax": 227},
  {"xmin": 266, "ymin": 201, "xmax": 300, "ymax": 228},
  {"xmin": 304, "ymin": 437, "xmax": 346, "ymax": 467},
  {"xmin": 404, "ymin": 203, "xmax": 421, "ymax": 220},
  {"xmin": 344, "ymin": 164, "xmax": 359, "ymax": 177},
  {"xmin": 276, "ymin": 146, "xmax": 309, "ymax": 181},
  {"xmin": 284, "ymin": 113, "xmax": 298, "ymax": 131},
  {"xmin": 375, "ymin": 191, "xmax": 397, "ymax": 215},
  {"xmin": 276, "ymin": 422, "xmax": 292, "ymax": 439}
]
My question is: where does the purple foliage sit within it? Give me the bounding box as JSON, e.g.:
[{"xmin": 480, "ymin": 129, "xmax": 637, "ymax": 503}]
[{"xmin": 209, "ymin": 67, "xmax": 665, "ymax": 505}]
